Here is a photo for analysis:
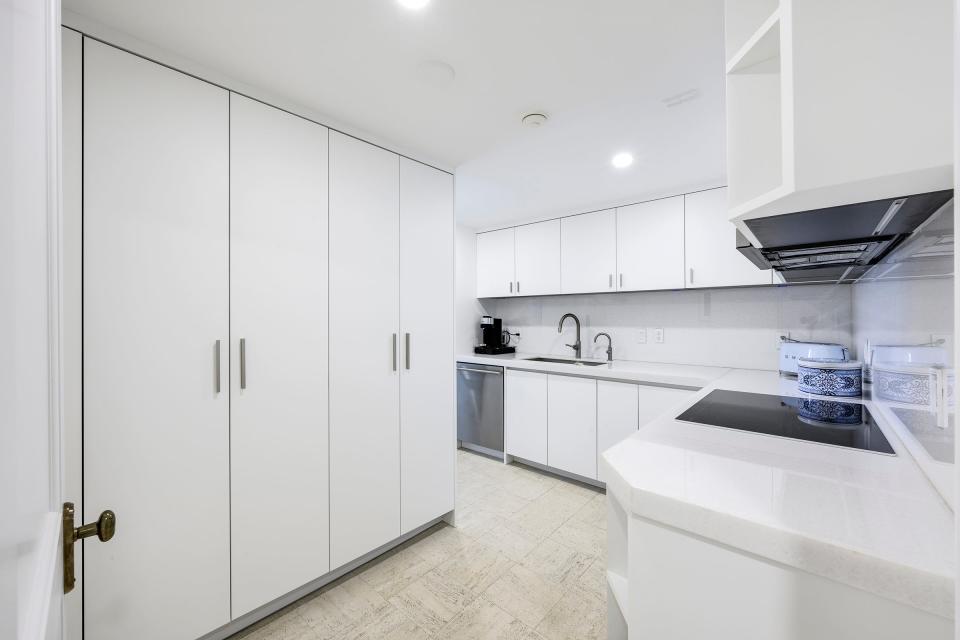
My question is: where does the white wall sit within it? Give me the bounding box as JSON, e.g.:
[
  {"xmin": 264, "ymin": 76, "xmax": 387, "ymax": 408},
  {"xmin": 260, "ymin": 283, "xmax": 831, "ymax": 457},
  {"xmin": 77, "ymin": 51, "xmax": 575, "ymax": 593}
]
[
  {"xmin": 484, "ymin": 284, "xmax": 853, "ymax": 371},
  {"xmin": 455, "ymin": 224, "xmax": 489, "ymax": 353}
]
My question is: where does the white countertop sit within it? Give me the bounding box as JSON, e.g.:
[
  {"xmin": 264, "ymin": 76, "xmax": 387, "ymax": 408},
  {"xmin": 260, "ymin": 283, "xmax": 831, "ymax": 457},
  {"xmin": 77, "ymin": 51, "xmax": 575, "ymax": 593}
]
[
  {"xmin": 600, "ymin": 368, "xmax": 955, "ymax": 619},
  {"xmin": 456, "ymin": 352, "xmax": 730, "ymax": 389}
]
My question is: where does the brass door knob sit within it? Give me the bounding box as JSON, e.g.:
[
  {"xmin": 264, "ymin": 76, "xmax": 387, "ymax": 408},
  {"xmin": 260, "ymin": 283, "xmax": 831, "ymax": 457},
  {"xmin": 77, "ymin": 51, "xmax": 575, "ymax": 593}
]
[
  {"xmin": 75, "ymin": 509, "xmax": 116, "ymax": 543},
  {"xmin": 63, "ymin": 502, "xmax": 117, "ymax": 594}
]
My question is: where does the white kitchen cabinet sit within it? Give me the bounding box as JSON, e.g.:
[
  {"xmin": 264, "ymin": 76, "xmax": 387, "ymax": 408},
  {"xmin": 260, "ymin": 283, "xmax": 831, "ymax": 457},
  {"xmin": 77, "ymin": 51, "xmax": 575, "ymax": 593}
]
[
  {"xmin": 617, "ymin": 196, "xmax": 685, "ymax": 291},
  {"xmin": 515, "ymin": 219, "xmax": 561, "ymax": 296},
  {"xmin": 83, "ymin": 39, "xmax": 230, "ymax": 640},
  {"xmin": 329, "ymin": 131, "xmax": 401, "ymax": 569},
  {"xmin": 229, "ymin": 94, "xmax": 329, "ymax": 617},
  {"xmin": 597, "ymin": 381, "xmax": 639, "ymax": 480},
  {"xmin": 399, "ymin": 157, "xmax": 455, "ymax": 534},
  {"xmin": 561, "ymin": 209, "xmax": 617, "ymax": 293},
  {"xmin": 684, "ymin": 188, "xmax": 772, "ymax": 288},
  {"xmin": 547, "ymin": 375, "xmax": 598, "ymax": 479},
  {"xmin": 477, "ymin": 227, "xmax": 516, "ymax": 297},
  {"xmin": 505, "ymin": 370, "xmax": 548, "ymax": 465},
  {"xmin": 638, "ymin": 385, "xmax": 694, "ymax": 427}
]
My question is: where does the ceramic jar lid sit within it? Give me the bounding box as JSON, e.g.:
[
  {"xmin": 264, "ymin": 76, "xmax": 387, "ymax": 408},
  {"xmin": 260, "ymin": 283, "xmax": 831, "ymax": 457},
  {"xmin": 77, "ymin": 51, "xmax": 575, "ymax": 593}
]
[{"xmin": 797, "ymin": 358, "xmax": 862, "ymax": 370}]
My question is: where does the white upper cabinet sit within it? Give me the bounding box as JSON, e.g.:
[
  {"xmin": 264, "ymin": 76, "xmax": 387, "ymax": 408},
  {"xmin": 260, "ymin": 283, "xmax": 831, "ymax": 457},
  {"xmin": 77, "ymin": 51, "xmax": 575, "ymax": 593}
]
[
  {"xmin": 725, "ymin": 0, "xmax": 952, "ymax": 226},
  {"xmin": 329, "ymin": 131, "xmax": 401, "ymax": 569},
  {"xmin": 561, "ymin": 209, "xmax": 617, "ymax": 293},
  {"xmin": 515, "ymin": 219, "xmax": 561, "ymax": 296},
  {"xmin": 685, "ymin": 188, "xmax": 772, "ymax": 288},
  {"xmin": 229, "ymin": 94, "xmax": 329, "ymax": 618},
  {"xmin": 477, "ymin": 227, "xmax": 516, "ymax": 297},
  {"xmin": 399, "ymin": 158, "xmax": 455, "ymax": 534},
  {"xmin": 616, "ymin": 196, "xmax": 685, "ymax": 291}
]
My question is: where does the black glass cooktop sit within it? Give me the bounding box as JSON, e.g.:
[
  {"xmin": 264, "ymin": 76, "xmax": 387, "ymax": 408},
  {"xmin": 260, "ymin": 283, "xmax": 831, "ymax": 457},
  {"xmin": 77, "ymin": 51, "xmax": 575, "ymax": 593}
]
[{"xmin": 675, "ymin": 390, "xmax": 895, "ymax": 455}]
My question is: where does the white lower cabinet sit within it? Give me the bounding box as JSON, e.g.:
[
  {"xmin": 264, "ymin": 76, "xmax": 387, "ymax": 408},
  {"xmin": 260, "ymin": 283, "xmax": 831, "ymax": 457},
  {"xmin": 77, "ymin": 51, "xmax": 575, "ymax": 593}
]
[
  {"xmin": 548, "ymin": 375, "xmax": 599, "ymax": 479},
  {"xmin": 638, "ymin": 385, "xmax": 694, "ymax": 426},
  {"xmin": 506, "ymin": 370, "xmax": 548, "ymax": 464},
  {"xmin": 597, "ymin": 381, "xmax": 639, "ymax": 480}
]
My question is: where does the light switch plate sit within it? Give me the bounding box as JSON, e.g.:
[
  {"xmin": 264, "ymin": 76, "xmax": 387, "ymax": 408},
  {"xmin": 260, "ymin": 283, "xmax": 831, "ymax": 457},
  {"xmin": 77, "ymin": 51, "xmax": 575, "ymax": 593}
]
[
  {"xmin": 654, "ymin": 328, "xmax": 664, "ymax": 344},
  {"xmin": 636, "ymin": 329, "xmax": 647, "ymax": 344}
]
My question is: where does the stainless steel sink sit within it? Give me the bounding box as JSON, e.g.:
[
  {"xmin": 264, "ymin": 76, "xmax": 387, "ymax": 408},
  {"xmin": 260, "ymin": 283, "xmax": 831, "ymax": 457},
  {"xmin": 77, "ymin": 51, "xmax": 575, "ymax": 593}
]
[{"xmin": 524, "ymin": 357, "xmax": 607, "ymax": 367}]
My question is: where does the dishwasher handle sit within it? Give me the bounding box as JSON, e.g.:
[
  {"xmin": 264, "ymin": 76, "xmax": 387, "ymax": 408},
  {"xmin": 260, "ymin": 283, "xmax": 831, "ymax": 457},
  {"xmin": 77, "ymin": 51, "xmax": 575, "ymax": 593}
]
[{"xmin": 457, "ymin": 366, "xmax": 503, "ymax": 376}]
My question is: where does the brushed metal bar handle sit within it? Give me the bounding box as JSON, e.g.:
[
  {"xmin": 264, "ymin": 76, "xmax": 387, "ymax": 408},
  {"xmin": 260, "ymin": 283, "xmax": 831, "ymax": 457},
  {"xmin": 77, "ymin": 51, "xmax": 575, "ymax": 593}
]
[
  {"xmin": 609, "ymin": 274, "xmax": 613, "ymax": 288},
  {"xmin": 392, "ymin": 334, "xmax": 398, "ymax": 371},
  {"xmin": 619, "ymin": 273, "xmax": 623, "ymax": 288},
  {"xmin": 405, "ymin": 333, "xmax": 411, "ymax": 370},
  {"xmin": 240, "ymin": 338, "xmax": 247, "ymax": 389},
  {"xmin": 689, "ymin": 267, "xmax": 694, "ymax": 285},
  {"xmin": 214, "ymin": 340, "xmax": 221, "ymax": 393},
  {"xmin": 509, "ymin": 281, "xmax": 513, "ymax": 294},
  {"xmin": 517, "ymin": 281, "xmax": 520, "ymax": 294},
  {"xmin": 457, "ymin": 367, "xmax": 503, "ymax": 375}
]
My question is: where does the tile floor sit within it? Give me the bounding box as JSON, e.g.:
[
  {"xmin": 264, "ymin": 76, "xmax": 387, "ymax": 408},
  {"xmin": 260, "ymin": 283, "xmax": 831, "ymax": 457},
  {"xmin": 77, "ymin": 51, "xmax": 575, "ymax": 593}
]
[{"xmin": 233, "ymin": 449, "xmax": 608, "ymax": 640}]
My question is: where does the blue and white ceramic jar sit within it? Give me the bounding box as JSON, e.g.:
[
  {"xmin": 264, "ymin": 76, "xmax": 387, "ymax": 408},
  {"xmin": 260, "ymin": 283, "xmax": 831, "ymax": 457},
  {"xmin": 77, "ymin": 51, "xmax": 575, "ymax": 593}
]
[{"xmin": 796, "ymin": 358, "xmax": 863, "ymax": 397}]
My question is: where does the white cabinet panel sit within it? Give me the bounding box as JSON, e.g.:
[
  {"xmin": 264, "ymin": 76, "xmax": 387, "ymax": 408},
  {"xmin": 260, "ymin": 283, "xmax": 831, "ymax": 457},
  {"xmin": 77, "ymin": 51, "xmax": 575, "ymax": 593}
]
[
  {"xmin": 330, "ymin": 131, "xmax": 401, "ymax": 569},
  {"xmin": 597, "ymin": 381, "xmax": 639, "ymax": 480},
  {"xmin": 83, "ymin": 40, "xmax": 230, "ymax": 640},
  {"xmin": 638, "ymin": 385, "xmax": 694, "ymax": 427},
  {"xmin": 684, "ymin": 188, "xmax": 772, "ymax": 288},
  {"xmin": 505, "ymin": 370, "xmax": 548, "ymax": 465},
  {"xmin": 547, "ymin": 375, "xmax": 598, "ymax": 479},
  {"xmin": 477, "ymin": 228, "xmax": 516, "ymax": 297},
  {"xmin": 400, "ymin": 158, "xmax": 455, "ymax": 533},
  {"xmin": 515, "ymin": 220, "xmax": 561, "ymax": 296},
  {"xmin": 617, "ymin": 196, "xmax": 685, "ymax": 291},
  {"xmin": 561, "ymin": 209, "xmax": 617, "ymax": 293},
  {"xmin": 229, "ymin": 94, "xmax": 329, "ymax": 617}
]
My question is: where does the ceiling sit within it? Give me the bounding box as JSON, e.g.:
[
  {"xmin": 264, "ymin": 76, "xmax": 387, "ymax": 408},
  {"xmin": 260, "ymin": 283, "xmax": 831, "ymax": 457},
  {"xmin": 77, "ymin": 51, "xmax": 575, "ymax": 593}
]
[{"xmin": 63, "ymin": 0, "xmax": 727, "ymax": 229}]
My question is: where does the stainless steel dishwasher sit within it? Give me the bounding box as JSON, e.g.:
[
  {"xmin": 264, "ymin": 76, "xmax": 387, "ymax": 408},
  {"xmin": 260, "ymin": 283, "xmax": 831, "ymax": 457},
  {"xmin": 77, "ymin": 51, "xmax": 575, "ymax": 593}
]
[{"xmin": 456, "ymin": 362, "xmax": 504, "ymax": 455}]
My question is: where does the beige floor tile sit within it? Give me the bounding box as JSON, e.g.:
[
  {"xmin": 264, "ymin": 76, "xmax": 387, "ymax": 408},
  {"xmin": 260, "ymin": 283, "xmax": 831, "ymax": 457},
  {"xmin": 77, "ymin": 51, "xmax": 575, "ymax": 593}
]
[
  {"xmin": 432, "ymin": 541, "xmax": 515, "ymax": 599},
  {"xmin": 388, "ymin": 569, "xmax": 473, "ymax": 634},
  {"xmin": 483, "ymin": 564, "xmax": 566, "ymax": 628},
  {"xmin": 242, "ymin": 612, "xmax": 318, "ymax": 640},
  {"xmin": 472, "ymin": 484, "xmax": 531, "ymax": 516},
  {"xmin": 482, "ymin": 522, "xmax": 540, "ymax": 562},
  {"xmin": 294, "ymin": 593, "xmax": 353, "ymax": 638},
  {"xmin": 406, "ymin": 523, "xmax": 476, "ymax": 567},
  {"xmin": 519, "ymin": 538, "xmax": 594, "ymax": 588},
  {"xmin": 548, "ymin": 518, "xmax": 605, "ymax": 559},
  {"xmin": 572, "ymin": 493, "xmax": 607, "ymax": 530},
  {"xmin": 358, "ymin": 545, "xmax": 433, "ymax": 598},
  {"xmin": 440, "ymin": 597, "xmax": 547, "ymax": 640},
  {"xmin": 344, "ymin": 605, "xmax": 432, "ymax": 640},
  {"xmin": 575, "ymin": 558, "xmax": 607, "ymax": 600},
  {"xmin": 538, "ymin": 482, "xmax": 598, "ymax": 513},
  {"xmin": 299, "ymin": 577, "xmax": 392, "ymax": 637},
  {"xmin": 536, "ymin": 587, "xmax": 607, "ymax": 640},
  {"xmin": 498, "ymin": 467, "xmax": 557, "ymax": 501},
  {"xmin": 506, "ymin": 498, "xmax": 575, "ymax": 541},
  {"xmin": 452, "ymin": 506, "xmax": 511, "ymax": 539}
]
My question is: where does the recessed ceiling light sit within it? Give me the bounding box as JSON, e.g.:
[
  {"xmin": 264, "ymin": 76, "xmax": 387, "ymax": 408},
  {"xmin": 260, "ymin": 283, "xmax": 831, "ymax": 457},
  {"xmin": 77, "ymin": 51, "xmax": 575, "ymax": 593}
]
[
  {"xmin": 521, "ymin": 113, "xmax": 549, "ymax": 128},
  {"xmin": 398, "ymin": 0, "xmax": 430, "ymax": 9},
  {"xmin": 611, "ymin": 152, "xmax": 634, "ymax": 169}
]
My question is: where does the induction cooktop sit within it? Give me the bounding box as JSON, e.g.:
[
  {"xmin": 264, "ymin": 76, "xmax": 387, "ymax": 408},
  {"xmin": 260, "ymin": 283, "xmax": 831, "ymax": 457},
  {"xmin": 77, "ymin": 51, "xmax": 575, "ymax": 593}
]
[{"xmin": 675, "ymin": 390, "xmax": 895, "ymax": 455}]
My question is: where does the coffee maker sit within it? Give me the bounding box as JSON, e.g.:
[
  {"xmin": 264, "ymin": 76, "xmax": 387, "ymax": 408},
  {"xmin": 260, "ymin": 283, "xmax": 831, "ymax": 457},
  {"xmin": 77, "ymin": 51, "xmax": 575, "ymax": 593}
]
[{"xmin": 474, "ymin": 316, "xmax": 515, "ymax": 355}]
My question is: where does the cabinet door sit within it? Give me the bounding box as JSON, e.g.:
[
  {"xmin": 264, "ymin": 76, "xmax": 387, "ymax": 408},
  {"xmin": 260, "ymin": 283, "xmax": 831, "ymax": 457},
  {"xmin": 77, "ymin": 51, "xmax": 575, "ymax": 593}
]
[
  {"xmin": 400, "ymin": 158, "xmax": 455, "ymax": 533},
  {"xmin": 330, "ymin": 131, "xmax": 401, "ymax": 569},
  {"xmin": 83, "ymin": 40, "xmax": 230, "ymax": 640},
  {"xmin": 229, "ymin": 94, "xmax": 329, "ymax": 616},
  {"xmin": 505, "ymin": 370, "xmax": 548, "ymax": 465},
  {"xmin": 597, "ymin": 381, "xmax": 639, "ymax": 480},
  {"xmin": 684, "ymin": 188, "xmax": 772, "ymax": 288},
  {"xmin": 547, "ymin": 375, "xmax": 598, "ymax": 479},
  {"xmin": 617, "ymin": 196, "xmax": 685, "ymax": 291},
  {"xmin": 561, "ymin": 209, "xmax": 617, "ymax": 293},
  {"xmin": 515, "ymin": 219, "xmax": 561, "ymax": 296},
  {"xmin": 477, "ymin": 228, "xmax": 516, "ymax": 297},
  {"xmin": 638, "ymin": 385, "xmax": 694, "ymax": 426}
]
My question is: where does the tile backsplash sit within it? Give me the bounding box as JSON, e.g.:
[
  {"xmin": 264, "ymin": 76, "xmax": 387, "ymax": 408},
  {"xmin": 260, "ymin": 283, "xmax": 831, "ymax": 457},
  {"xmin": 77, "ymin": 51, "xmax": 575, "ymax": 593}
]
[{"xmin": 484, "ymin": 283, "xmax": 853, "ymax": 371}]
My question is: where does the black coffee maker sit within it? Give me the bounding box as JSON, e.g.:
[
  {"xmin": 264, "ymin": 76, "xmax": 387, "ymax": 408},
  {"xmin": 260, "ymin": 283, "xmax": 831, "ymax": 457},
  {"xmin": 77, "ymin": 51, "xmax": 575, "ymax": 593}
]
[{"xmin": 474, "ymin": 316, "xmax": 515, "ymax": 355}]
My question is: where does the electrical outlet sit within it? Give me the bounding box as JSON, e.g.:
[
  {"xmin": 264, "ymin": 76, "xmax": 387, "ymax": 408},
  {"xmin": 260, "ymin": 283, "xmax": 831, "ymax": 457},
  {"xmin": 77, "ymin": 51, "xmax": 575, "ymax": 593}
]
[
  {"xmin": 654, "ymin": 327, "xmax": 664, "ymax": 344},
  {"xmin": 636, "ymin": 329, "xmax": 647, "ymax": 344}
]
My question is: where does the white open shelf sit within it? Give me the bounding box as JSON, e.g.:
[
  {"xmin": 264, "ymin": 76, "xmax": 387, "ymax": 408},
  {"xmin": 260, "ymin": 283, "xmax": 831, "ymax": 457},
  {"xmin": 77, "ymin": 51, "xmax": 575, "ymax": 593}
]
[{"xmin": 726, "ymin": 9, "xmax": 780, "ymax": 74}]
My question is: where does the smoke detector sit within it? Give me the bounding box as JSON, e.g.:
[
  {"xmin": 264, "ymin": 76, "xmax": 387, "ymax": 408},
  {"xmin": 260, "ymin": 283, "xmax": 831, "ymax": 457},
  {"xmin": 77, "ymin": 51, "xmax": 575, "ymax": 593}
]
[{"xmin": 521, "ymin": 113, "xmax": 549, "ymax": 128}]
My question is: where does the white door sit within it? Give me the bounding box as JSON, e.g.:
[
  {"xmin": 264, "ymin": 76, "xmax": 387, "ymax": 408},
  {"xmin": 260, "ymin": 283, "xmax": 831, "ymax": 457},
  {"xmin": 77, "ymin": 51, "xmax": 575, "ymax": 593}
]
[
  {"xmin": 597, "ymin": 381, "xmax": 639, "ymax": 480},
  {"xmin": 229, "ymin": 94, "xmax": 330, "ymax": 617},
  {"xmin": 329, "ymin": 131, "xmax": 401, "ymax": 569},
  {"xmin": 617, "ymin": 196, "xmax": 685, "ymax": 291},
  {"xmin": 399, "ymin": 158, "xmax": 455, "ymax": 533},
  {"xmin": 476, "ymin": 228, "xmax": 516, "ymax": 297},
  {"xmin": 505, "ymin": 370, "xmax": 548, "ymax": 464},
  {"xmin": 83, "ymin": 40, "xmax": 230, "ymax": 640},
  {"xmin": 547, "ymin": 375, "xmax": 598, "ymax": 479},
  {"xmin": 684, "ymin": 188, "xmax": 772, "ymax": 288},
  {"xmin": 515, "ymin": 220, "xmax": 561, "ymax": 296},
  {"xmin": 3, "ymin": 0, "xmax": 65, "ymax": 637},
  {"xmin": 561, "ymin": 209, "xmax": 617, "ymax": 293}
]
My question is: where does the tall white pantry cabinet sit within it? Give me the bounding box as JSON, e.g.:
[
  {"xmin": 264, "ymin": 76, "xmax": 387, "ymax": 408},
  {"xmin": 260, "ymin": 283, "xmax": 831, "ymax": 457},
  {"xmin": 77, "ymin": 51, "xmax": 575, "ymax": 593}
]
[{"xmin": 67, "ymin": 33, "xmax": 455, "ymax": 640}]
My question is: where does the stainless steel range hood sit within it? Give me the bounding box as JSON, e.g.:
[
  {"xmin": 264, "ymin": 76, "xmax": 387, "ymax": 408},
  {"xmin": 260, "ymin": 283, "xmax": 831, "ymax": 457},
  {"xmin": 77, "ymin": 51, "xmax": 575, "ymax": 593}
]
[{"xmin": 736, "ymin": 190, "xmax": 954, "ymax": 283}]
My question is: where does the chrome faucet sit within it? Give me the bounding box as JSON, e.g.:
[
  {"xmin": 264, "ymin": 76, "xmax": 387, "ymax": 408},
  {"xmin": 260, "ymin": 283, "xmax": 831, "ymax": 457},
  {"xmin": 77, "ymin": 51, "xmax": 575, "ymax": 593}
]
[
  {"xmin": 558, "ymin": 313, "xmax": 582, "ymax": 359},
  {"xmin": 594, "ymin": 332, "xmax": 613, "ymax": 362}
]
